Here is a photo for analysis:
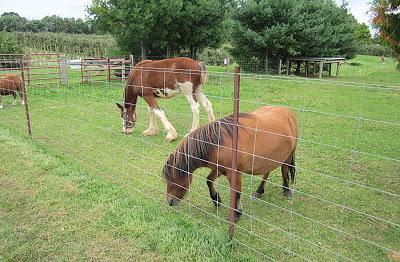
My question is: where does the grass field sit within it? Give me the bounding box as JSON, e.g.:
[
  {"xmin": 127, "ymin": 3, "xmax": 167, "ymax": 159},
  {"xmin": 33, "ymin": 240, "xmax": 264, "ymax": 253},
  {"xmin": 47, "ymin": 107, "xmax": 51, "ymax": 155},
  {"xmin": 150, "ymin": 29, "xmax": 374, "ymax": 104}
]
[{"xmin": 0, "ymin": 55, "xmax": 399, "ymax": 261}]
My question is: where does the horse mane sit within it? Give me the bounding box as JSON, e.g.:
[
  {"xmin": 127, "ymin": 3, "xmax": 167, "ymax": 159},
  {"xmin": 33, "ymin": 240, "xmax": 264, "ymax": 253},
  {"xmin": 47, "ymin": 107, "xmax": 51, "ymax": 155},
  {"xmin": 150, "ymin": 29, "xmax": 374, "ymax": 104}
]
[{"xmin": 163, "ymin": 114, "xmax": 248, "ymax": 181}]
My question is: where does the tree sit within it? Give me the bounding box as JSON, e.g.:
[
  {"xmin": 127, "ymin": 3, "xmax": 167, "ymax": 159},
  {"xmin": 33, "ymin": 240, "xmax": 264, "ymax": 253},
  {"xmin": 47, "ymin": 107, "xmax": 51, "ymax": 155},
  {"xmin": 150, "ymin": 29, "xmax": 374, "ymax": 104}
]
[
  {"xmin": 0, "ymin": 12, "xmax": 94, "ymax": 34},
  {"xmin": 355, "ymin": 23, "xmax": 372, "ymax": 45},
  {"xmin": 0, "ymin": 12, "xmax": 27, "ymax": 32},
  {"xmin": 230, "ymin": 0, "xmax": 358, "ymax": 71},
  {"xmin": 371, "ymin": 0, "xmax": 400, "ymax": 63},
  {"xmin": 87, "ymin": 0, "xmax": 226, "ymax": 58},
  {"xmin": 0, "ymin": 32, "xmax": 23, "ymax": 53}
]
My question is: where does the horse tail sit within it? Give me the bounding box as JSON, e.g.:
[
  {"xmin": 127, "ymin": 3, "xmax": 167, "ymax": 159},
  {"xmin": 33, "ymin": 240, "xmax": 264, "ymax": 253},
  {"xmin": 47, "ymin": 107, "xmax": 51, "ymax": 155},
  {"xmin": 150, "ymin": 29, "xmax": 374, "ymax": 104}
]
[
  {"xmin": 199, "ymin": 62, "xmax": 208, "ymax": 85},
  {"xmin": 289, "ymin": 154, "xmax": 296, "ymax": 183}
]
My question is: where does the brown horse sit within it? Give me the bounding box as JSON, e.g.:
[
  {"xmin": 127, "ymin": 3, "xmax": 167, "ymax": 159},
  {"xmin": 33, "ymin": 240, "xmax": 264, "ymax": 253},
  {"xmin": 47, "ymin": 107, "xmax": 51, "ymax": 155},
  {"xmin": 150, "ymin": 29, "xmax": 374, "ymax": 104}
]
[
  {"xmin": 0, "ymin": 74, "xmax": 25, "ymax": 109},
  {"xmin": 116, "ymin": 57, "xmax": 215, "ymax": 142},
  {"xmin": 163, "ymin": 106, "xmax": 298, "ymax": 221}
]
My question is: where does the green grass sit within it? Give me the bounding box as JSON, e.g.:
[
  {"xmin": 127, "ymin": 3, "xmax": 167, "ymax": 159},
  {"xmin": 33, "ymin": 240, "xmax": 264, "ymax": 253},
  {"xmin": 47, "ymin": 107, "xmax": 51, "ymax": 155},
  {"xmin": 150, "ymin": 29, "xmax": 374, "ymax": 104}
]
[{"xmin": 0, "ymin": 55, "xmax": 399, "ymax": 261}]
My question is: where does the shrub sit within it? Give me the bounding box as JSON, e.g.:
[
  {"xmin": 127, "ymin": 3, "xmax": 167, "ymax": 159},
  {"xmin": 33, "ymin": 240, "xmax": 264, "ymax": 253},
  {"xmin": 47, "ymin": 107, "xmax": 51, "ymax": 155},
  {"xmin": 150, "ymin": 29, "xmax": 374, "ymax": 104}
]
[
  {"xmin": 356, "ymin": 44, "xmax": 394, "ymax": 57},
  {"xmin": 198, "ymin": 44, "xmax": 234, "ymax": 66},
  {"xmin": 0, "ymin": 32, "xmax": 23, "ymax": 54}
]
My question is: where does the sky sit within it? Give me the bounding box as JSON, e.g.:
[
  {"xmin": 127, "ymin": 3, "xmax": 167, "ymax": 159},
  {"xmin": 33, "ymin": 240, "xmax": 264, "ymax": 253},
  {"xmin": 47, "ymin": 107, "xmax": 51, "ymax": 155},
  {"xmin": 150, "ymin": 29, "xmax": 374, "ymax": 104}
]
[{"xmin": 0, "ymin": 0, "xmax": 372, "ymax": 25}]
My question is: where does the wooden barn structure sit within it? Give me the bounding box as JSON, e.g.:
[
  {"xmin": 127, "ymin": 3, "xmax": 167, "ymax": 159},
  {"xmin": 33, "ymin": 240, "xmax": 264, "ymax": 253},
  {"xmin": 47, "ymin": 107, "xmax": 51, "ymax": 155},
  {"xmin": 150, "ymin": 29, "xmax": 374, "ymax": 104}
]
[{"xmin": 279, "ymin": 57, "xmax": 346, "ymax": 78}]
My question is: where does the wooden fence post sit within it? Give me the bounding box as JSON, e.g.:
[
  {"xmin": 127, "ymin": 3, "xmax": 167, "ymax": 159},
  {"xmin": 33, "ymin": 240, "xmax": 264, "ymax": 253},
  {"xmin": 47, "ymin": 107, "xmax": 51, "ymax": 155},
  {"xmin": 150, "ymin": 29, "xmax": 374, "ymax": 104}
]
[
  {"xmin": 20, "ymin": 57, "xmax": 32, "ymax": 137},
  {"xmin": 229, "ymin": 66, "xmax": 240, "ymax": 237},
  {"xmin": 286, "ymin": 58, "xmax": 290, "ymax": 75},
  {"xmin": 319, "ymin": 61, "xmax": 324, "ymax": 79},
  {"xmin": 60, "ymin": 55, "xmax": 68, "ymax": 84}
]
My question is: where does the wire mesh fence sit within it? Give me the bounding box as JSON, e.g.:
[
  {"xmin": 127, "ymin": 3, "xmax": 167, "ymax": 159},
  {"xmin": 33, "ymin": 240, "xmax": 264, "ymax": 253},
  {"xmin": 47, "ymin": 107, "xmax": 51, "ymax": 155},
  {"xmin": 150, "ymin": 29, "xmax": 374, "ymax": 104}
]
[{"xmin": 0, "ymin": 54, "xmax": 399, "ymax": 261}]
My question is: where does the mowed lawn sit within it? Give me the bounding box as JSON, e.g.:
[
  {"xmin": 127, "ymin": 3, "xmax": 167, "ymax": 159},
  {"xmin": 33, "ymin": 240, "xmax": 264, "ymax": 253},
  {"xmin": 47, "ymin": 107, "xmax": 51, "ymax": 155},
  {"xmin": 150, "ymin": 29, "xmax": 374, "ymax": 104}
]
[{"xmin": 0, "ymin": 55, "xmax": 399, "ymax": 261}]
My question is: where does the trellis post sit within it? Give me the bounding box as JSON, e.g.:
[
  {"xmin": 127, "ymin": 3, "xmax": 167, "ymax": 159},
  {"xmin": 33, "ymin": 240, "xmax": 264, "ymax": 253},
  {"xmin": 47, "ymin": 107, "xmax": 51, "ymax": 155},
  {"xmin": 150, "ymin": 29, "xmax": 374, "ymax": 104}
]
[
  {"xmin": 20, "ymin": 57, "xmax": 32, "ymax": 137},
  {"xmin": 229, "ymin": 66, "xmax": 240, "ymax": 237}
]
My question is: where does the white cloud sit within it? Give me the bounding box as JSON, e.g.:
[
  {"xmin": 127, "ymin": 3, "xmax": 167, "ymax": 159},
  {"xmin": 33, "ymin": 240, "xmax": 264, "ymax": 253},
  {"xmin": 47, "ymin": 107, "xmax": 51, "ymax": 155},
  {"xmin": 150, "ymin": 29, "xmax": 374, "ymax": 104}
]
[{"xmin": 336, "ymin": 0, "xmax": 371, "ymax": 25}]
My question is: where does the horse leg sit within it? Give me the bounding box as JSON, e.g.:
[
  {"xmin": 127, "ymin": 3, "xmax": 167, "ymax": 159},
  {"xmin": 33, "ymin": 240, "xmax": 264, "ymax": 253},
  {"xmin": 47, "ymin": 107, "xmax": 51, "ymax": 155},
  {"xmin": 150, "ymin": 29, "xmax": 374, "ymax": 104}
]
[
  {"xmin": 0, "ymin": 96, "xmax": 3, "ymax": 109},
  {"xmin": 281, "ymin": 164, "xmax": 292, "ymax": 198},
  {"xmin": 12, "ymin": 92, "xmax": 17, "ymax": 106},
  {"xmin": 185, "ymin": 93, "xmax": 200, "ymax": 133},
  {"xmin": 206, "ymin": 169, "xmax": 222, "ymax": 207},
  {"xmin": 251, "ymin": 172, "xmax": 271, "ymax": 199},
  {"xmin": 143, "ymin": 95, "xmax": 177, "ymax": 142},
  {"xmin": 194, "ymin": 91, "xmax": 215, "ymax": 122},
  {"xmin": 19, "ymin": 91, "xmax": 25, "ymax": 105},
  {"xmin": 226, "ymin": 171, "xmax": 243, "ymax": 222},
  {"xmin": 143, "ymin": 107, "xmax": 159, "ymax": 136}
]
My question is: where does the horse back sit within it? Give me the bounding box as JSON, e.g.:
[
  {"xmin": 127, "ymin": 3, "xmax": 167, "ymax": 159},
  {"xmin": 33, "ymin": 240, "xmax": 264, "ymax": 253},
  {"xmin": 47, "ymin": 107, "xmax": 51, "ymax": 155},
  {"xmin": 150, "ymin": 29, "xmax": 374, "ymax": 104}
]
[
  {"xmin": 216, "ymin": 106, "xmax": 298, "ymax": 175},
  {"xmin": 128, "ymin": 58, "xmax": 202, "ymax": 94}
]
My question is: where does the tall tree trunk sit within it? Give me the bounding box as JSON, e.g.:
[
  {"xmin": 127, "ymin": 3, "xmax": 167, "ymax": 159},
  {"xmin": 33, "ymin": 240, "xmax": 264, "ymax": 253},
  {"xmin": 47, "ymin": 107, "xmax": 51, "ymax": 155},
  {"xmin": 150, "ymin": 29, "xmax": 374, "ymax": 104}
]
[
  {"xmin": 166, "ymin": 45, "xmax": 171, "ymax": 58},
  {"xmin": 141, "ymin": 42, "xmax": 147, "ymax": 60},
  {"xmin": 193, "ymin": 47, "xmax": 198, "ymax": 60},
  {"xmin": 296, "ymin": 61, "xmax": 301, "ymax": 74}
]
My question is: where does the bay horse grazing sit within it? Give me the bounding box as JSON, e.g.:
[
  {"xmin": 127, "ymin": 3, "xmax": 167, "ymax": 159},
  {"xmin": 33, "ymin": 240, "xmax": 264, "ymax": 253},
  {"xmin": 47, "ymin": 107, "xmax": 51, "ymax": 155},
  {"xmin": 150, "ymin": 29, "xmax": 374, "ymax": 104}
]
[
  {"xmin": 0, "ymin": 74, "xmax": 25, "ymax": 109},
  {"xmin": 163, "ymin": 106, "xmax": 298, "ymax": 222},
  {"xmin": 116, "ymin": 57, "xmax": 215, "ymax": 142}
]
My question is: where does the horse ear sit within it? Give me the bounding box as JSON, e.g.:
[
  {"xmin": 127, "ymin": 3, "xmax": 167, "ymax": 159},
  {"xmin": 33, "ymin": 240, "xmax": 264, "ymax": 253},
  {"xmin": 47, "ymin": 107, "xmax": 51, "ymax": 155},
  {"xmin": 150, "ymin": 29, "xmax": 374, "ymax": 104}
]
[{"xmin": 116, "ymin": 103, "xmax": 123, "ymax": 110}]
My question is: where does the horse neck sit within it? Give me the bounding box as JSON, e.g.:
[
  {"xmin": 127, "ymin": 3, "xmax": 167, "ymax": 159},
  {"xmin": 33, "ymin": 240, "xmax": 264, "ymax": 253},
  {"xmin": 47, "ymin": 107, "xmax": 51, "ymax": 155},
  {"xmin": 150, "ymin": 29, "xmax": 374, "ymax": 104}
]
[
  {"xmin": 124, "ymin": 87, "xmax": 138, "ymax": 110},
  {"xmin": 175, "ymin": 141, "xmax": 210, "ymax": 177}
]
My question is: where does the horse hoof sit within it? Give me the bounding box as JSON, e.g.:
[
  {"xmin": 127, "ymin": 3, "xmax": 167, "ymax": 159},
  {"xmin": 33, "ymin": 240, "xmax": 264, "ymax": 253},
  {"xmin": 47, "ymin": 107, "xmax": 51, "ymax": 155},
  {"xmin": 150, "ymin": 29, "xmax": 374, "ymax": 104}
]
[
  {"xmin": 165, "ymin": 133, "xmax": 177, "ymax": 142},
  {"xmin": 283, "ymin": 189, "xmax": 292, "ymax": 198},
  {"xmin": 235, "ymin": 209, "xmax": 243, "ymax": 223},
  {"xmin": 226, "ymin": 210, "xmax": 242, "ymax": 223},
  {"xmin": 143, "ymin": 128, "xmax": 158, "ymax": 136},
  {"xmin": 251, "ymin": 192, "xmax": 263, "ymax": 199},
  {"xmin": 211, "ymin": 193, "xmax": 221, "ymax": 207}
]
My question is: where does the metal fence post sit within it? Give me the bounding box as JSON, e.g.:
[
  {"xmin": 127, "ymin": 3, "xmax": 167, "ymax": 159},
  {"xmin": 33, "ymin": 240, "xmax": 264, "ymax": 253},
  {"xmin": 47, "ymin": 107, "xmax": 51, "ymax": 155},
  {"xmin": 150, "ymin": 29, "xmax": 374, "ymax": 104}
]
[
  {"xmin": 229, "ymin": 66, "xmax": 240, "ymax": 237},
  {"xmin": 20, "ymin": 57, "xmax": 32, "ymax": 137}
]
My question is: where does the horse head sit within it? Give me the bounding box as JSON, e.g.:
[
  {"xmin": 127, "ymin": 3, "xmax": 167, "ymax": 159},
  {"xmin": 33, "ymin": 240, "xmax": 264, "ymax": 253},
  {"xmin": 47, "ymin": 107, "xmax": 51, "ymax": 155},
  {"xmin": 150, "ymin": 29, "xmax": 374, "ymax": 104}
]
[
  {"xmin": 116, "ymin": 102, "xmax": 136, "ymax": 134},
  {"xmin": 163, "ymin": 153, "xmax": 192, "ymax": 206}
]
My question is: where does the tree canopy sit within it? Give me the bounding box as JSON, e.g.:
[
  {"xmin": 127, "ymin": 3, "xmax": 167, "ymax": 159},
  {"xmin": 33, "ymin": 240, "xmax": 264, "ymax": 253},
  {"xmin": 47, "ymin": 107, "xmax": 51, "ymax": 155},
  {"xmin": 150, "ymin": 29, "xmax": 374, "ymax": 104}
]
[
  {"xmin": 371, "ymin": 0, "xmax": 400, "ymax": 63},
  {"xmin": 230, "ymin": 0, "xmax": 358, "ymax": 68},
  {"xmin": 0, "ymin": 12, "xmax": 93, "ymax": 34},
  {"xmin": 88, "ymin": 0, "xmax": 227, "ymax": 58}
]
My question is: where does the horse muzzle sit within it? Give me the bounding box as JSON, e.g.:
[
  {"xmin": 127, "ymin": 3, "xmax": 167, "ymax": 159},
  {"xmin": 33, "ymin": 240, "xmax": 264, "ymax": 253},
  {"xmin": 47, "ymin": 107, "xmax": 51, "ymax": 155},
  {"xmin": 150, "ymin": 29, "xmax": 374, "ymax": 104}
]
[
  {"xmin": 167, "ymin": 196, "xmax": 180, "ymax": 206},
  {"xmin": 122, "ymin": 127, "xmax": 134, "ymax": 135}
]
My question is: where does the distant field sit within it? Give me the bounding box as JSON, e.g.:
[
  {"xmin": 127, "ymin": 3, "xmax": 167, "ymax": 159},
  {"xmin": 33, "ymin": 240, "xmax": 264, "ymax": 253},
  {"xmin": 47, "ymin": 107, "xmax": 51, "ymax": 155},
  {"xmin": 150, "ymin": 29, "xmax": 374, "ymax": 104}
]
[{"xmin": 0, "ymin": 55, "xmax": 399, "ymax": 261}]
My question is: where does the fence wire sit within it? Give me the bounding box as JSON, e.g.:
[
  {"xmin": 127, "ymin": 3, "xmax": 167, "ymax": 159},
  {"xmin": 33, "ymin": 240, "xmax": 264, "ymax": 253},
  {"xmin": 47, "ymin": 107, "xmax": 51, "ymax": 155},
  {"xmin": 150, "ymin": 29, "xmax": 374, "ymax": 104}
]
[{"xmin": 0, "ymin": 56, "xmax": 399, "ymax": 261}]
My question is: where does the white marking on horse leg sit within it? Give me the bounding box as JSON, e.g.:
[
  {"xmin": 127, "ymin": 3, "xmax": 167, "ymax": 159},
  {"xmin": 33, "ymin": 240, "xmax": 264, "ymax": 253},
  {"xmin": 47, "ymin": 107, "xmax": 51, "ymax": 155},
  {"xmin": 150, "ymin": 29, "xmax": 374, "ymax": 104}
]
[
  {"xmin": 12, "ymin": 96, "xmax": 17, "ymax": 106},
  {"xmin": 185, "ymin": 93, "xmax": 200, "ymax": 133},
  {"xmin": 196, "ymin": 91, "xmax": 215, "ymax": 122},
  {"xmin": 21, "ymin": 99, "xmax": 25, "ymax": 105},
  {"xmin": 143, "ymin": 107, "xmax": 159, "ymax": 136},
  {"xmin": 177, "ymin": 81, "xmax": 194, "ymax": 96},
  {"xmin": 154, "ymin": 109, "xmax": 177, "ymax": 142}
]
